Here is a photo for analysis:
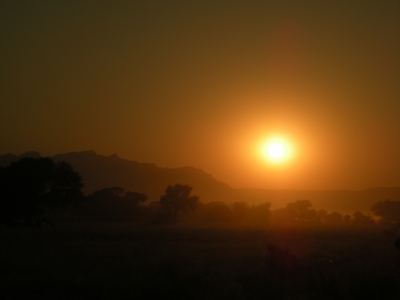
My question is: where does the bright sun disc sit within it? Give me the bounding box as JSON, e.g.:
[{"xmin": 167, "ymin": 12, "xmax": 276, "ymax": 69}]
[
  {"xmin": 261, "ymin": 137, "xmax": 292, "ymax": 164},
  {"xmin": 267, "ymin": 143, "xmax": 286, "ymax": 158}
]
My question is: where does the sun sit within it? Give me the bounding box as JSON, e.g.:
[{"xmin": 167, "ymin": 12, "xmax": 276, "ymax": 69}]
[
  {"xmin": 267, "ymin": 142, "xmax": 286, "ymax": 159},
  {"xmin": 261, "ymin": 137, "xmax": 292, "ymax": 164}
]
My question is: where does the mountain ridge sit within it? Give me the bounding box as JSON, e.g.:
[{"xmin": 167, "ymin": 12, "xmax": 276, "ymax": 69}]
[
  {"xmin": 0, "ymin": 151, "xmax": 237, "ymax": 203},
  {"xmin": 1, "ymin": 151, "xmax": 399, "ymax": 212}
]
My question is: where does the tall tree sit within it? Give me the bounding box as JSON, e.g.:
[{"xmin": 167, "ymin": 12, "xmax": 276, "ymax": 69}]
[
  {"xmin": 158, "ymin": 184, "xmax": 199, "ymax": 224},
  {"xmin": 0, "ymin": 157, "xmax": 84, "ymax": 227},
  {"xmin": 286, "ymin": 200, "xmax": 317, "ymax": 222}
]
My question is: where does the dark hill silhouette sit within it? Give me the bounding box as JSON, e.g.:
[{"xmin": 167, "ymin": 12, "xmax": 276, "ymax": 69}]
[
  {"xmin": 0, "ymin": 151, "xmax": 42, "ymax": 166},
  {"xmin": 1, "ymin": 151, "xmax": 399, "ymax": 211},
  {"xmin": 0, "ymin": 151, "xmax": 237, "ymax": 203}
]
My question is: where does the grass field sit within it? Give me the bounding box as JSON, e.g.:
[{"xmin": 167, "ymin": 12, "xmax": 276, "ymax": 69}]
[{"xmin": 1, "ymin": 223, "xmax": 399, "ymax": 299}]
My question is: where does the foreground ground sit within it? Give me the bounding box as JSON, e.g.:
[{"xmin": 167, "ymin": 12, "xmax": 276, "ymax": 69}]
[{"xmin": 1, "ymin": 223, "xmax": 399, "ymax": 299}]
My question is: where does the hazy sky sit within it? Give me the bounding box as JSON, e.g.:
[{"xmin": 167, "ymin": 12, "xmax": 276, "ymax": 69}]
[{"xmin": 1, "ymin": 0, "xmax": 399, "ymax": 190}]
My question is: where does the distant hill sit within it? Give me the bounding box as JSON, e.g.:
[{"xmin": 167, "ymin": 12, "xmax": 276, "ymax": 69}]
[
  {"xmin": 238, "ymin": 187, "xmax": 400, "ymax": 213},
  {"xmin": 0, "ymin": 151, "xmax": 238, "ymax": 203},
  {"xmin": 0, "ymin": 151, "xmax": 42, "ymax": 166},
  {"xmin": 1, "ymin": 151, "xmax": 399, "ymax": 212}
]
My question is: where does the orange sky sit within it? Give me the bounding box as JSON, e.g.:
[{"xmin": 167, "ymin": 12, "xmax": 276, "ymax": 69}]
[{"xmin": 0, "ymin": 1, "xmax": 399, "ymax": 190}]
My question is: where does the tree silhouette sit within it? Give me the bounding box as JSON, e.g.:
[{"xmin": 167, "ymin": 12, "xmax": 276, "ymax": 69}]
[
  {"xmin": 0, "ymin": 157, "xmax": 84, "ymax": 227},
  {"xmin": 204, "ymin": 202, "xmax": 232, "ymax": 223},
  {"xmin": 232, "ymin": 201, "xmax": 249, "ymax": 223},
  {"xmin": 83, "ymin": 187, "xmax": 147, "ymax": 221},
  {"xmin": 326, "ymin": 212, "xmax": 344, "ymax": 225},
  {"xmin": 352, "ymin": 211, "xmax": 375, "ymax": 226},
  {"xmin": 286, "ymin": 200, "xmax": 317, "ymax": 222},
  {"xmin": 157, "ymin": 184, "xmax": 199, "ymax": 224},
  {"xmin": 371, "ymin": 200, "xmax": 400, "ymax": 226},
  {"xmin": 122, "ymin": 191, "xmax": 148, "ymax": 206}
]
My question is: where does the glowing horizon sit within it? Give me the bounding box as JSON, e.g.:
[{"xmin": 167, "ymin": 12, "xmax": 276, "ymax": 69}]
[{"xmin": 0, "ymin": 1, "xmax": 399, "ymax": 190}]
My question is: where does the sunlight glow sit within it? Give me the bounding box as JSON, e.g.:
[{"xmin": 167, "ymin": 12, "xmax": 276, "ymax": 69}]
[
  {"xmin": 267, "ymin": 143, "xmax": 286, "ymax": 158},
  {"xmin": 261, "ymin": 136, "xmax": 293, "ymax": 164}
]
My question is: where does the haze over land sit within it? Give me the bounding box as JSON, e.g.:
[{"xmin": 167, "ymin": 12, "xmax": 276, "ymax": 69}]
[
  {"xmin": 1, "ymin": 1, "xmax": 399, "ymax": 190},
  {"xmin": 1, "ymin": 151, "xmax": 399, "ymax": 214}
]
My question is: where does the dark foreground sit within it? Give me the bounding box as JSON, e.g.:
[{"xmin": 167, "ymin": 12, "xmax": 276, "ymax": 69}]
[{"xmin": 1, "ymin": 223, "xmax": 399, "ymax": 300}]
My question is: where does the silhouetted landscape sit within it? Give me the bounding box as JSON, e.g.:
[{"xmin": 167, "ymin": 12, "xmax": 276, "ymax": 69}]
[
  {"xmin": 2, "ymin": 151, "xmax": 399, "ymax": 212},
  {"xmin": 1, "ymin": 153, "xmax": 400, "ymax": 299},
  {"xmin": 1, "ymin": 1, "xmax": 399, "ymax": 299},
  {"xmin": 0, "ymin": 151, "xmax": 237, "ymax": 203}
]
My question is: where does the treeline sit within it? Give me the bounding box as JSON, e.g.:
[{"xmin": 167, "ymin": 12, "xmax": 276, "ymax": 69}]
[
  {"xmin": 67, "ymin": 193, "xmax": 400, "ymax": 229},
  {"xmin": 1, "ymin": 157, "xmax": 400, "ymax": 228},
  {"xmin": 70, "ymin": 192, "xmax": 273, "ymax": 226}
]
